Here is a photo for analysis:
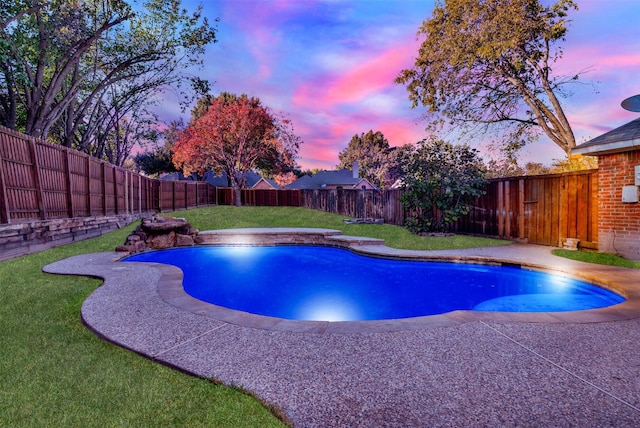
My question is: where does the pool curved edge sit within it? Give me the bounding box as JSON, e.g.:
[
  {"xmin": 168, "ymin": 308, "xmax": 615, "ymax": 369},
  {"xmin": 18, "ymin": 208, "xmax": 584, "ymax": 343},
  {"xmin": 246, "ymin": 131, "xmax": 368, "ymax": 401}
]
[{"xmin": 44, "ymin": 228, "xmax": 640, "ymax": 334}]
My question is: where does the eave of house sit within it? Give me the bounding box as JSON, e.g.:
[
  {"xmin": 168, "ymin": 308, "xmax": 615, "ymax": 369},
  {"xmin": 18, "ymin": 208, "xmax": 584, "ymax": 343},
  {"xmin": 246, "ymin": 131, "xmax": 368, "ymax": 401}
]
[{"xmin": 572, "ymin": 117, "xmax": 640, "ymax": 156}]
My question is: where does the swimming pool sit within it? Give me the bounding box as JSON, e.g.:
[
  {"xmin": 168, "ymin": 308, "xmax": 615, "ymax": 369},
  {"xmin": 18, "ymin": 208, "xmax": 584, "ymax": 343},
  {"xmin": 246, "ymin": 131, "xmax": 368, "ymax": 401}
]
[{"xmin": 124, "ymin": 245, "xmax": 625, "ymax": 322}]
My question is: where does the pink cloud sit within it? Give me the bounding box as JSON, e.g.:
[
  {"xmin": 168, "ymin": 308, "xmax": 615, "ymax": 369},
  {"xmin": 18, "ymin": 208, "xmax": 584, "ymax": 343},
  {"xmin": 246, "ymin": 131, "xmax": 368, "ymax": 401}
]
[
  {"xmin": 324, "ymin": 45, "xmax": 415, "ymax": 104},
  {"xmin": 293, "ymin": 40, "xmax": 417, "ymax": 110}
]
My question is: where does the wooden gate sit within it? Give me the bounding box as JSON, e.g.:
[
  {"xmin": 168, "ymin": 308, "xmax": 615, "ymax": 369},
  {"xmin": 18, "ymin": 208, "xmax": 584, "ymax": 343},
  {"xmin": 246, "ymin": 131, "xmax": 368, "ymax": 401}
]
[
  {"xmin": 524, "ymin": 172, "xmax": 598, "ymax": 248},
  {"xmin": 455, "ymin": 170, "xmax": 598, "ymax": 248}
]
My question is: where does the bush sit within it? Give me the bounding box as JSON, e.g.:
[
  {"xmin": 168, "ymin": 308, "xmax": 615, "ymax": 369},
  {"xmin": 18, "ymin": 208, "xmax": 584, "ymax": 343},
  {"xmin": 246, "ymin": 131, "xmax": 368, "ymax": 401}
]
[{"xmin": 400, "ymin": 138, "xmax": 486, "ymax": 233}]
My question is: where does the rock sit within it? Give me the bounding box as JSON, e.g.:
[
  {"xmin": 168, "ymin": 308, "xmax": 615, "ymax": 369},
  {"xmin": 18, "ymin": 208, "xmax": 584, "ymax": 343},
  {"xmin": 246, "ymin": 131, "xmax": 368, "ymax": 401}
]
[
  {"xmin": 142, "ymin": 218, "xmax": 189, "ymax": 232},
  {"xmin": 117, "ymin": 215, "xmax": 199, "ymax": 253},
  {"xmin": 147, "ymin": 231, "xmax": 176, "ymax": 249},
  {"xmin": 115, "ymin": 245, "xmax": 134, "ymax": 253},
  {"xmin": 133, "ymin": 241, "xmax": 146, "ymax": 252},
  {"xmin": 176, "ymin": 234, "xmax": 194, "ymax": 247}
]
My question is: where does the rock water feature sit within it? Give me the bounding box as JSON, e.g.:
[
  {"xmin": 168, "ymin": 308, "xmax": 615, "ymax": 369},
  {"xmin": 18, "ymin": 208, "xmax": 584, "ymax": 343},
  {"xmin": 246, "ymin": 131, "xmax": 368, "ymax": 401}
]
[{"xmin": 116, "ymin": 215, "xmax": 200, "ymax": 254}]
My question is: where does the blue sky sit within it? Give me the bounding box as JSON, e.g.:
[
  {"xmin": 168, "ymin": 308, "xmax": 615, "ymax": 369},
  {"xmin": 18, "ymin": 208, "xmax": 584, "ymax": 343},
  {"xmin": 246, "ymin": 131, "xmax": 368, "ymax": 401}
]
[{"xmin": 160, "ymin": 0, "xmax": 640, "ymax": 170}]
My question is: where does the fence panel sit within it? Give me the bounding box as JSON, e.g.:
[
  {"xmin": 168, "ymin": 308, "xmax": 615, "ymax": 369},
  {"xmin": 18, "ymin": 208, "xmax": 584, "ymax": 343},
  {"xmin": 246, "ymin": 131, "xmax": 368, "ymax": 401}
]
[
  {"xmin": 0, "ymin": 129, "xmax": 39, "ymax": 221},
  {"xmin": 0, "ymin": 126, "xmax": 216, "ymax": 223},
  {"xmin": 456, "ymin": 171, "xmax": 597, "ymax": 247}
]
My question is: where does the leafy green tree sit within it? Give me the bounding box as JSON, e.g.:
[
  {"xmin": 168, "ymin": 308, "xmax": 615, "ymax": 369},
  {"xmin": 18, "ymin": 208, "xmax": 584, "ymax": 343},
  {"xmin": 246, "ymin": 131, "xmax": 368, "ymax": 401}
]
[
  {"xmin": 337, "ymin": 130, "xmax": 395, "ymax": 188},
  {"xmin": 132, "ymin": 119, "xmax": 183, "ymax": 176},
  {"xmin": 396, "ymin": 0, "xmax": 579, "ymax": 155},
  {"xmin": 0, "ymin": 0, "xmax": 216, "ymax": 154},
  {"xmin": 133, "ymin": 147, "xmax": 177, "ymax": 177},
  {"xmin": 400, "ymin": 138, "xmax": 487, "ymax": 233}
]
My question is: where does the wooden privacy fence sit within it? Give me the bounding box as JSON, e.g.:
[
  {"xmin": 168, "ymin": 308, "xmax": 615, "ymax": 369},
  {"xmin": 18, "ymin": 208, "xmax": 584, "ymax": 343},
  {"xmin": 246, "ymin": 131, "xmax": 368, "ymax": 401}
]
[
  {"xmin": 456, "ymin": 170, "xmax": 598, "ymax": 248},
  {"xmin": 300, "ymin": 188, "xmax": 405, "ymax": 225},
  {"xmin": 216, "ymin": 188, "xmax": 303, "ymax": 207},
  {"xmin": 0, "ymin": 126, "xmax": 216, "ymax": 224}
]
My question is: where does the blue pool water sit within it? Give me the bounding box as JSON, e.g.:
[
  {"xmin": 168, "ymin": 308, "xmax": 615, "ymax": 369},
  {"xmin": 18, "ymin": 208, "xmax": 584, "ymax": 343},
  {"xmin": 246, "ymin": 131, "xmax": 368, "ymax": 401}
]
[{"xmin": 124, "ymin": 246, "xmax": 625, "ymax": 322}]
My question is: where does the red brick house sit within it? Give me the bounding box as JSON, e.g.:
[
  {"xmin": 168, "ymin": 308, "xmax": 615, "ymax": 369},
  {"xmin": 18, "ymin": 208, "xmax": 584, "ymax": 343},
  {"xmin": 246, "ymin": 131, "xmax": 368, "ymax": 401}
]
[{"xmin": 572, "ymin": 117, "xmax": 640, "ymax": 260}]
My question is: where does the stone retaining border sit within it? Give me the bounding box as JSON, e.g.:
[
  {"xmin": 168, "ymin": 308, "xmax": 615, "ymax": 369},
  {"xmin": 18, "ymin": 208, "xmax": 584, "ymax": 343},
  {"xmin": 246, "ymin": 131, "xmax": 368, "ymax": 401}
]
[{"xmin": 0, "ymin": 214, "xmax": 142, "ymax": 261}]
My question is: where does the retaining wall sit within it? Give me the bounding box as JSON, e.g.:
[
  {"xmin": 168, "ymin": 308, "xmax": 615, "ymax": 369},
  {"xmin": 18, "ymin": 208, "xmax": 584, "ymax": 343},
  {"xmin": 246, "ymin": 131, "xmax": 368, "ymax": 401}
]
[{"xmin": 0, "ymin": 214, "xmax": 141, "ymax": 261}]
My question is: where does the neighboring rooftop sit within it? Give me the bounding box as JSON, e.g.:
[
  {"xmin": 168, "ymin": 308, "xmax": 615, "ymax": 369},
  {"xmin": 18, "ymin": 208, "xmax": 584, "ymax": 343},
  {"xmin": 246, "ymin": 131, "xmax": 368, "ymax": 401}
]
[
  {"xmin": 572, "ymin": 117, "xmax": 640, "ymax": 156},
  {"xmin": 286, "ymin": 168, "xmax": 376, "ymax": 190},
  {"xmin": 160, "ymin": 170, "xmax": 278, "ymax": 188}
]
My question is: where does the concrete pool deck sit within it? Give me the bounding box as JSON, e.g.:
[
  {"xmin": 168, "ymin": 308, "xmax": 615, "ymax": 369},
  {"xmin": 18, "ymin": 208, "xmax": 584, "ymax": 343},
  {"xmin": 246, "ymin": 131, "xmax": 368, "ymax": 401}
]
[{"xmin": 43, "ymin": 229, "xmax": 640, "ymax": 426}]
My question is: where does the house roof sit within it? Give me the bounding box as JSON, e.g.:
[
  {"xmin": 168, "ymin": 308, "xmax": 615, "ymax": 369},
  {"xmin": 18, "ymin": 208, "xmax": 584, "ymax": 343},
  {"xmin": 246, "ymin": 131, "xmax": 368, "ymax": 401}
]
[
  {"xmin": 285, "ymin": 168, "xmax": 376, "ymax": 189},
  {"xmin": 159, "ymin": 170, "xmax": 266, "ymax": 187},
  {"xmin": 572, "ymin": 117, "xmax": 640, "ymax": 156},
  {"xmin": 251, "ymin": 177, "xmax": 280, "ymax": 189}
]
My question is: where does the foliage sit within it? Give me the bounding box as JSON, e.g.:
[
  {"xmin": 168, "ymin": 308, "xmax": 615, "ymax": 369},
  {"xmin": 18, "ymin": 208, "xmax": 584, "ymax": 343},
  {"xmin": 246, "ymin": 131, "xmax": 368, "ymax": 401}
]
[
  {"xmin": 484, "ymin": 154, "xmax": 596, "ymax": 178},
  {"xmin": 484, "ymin": 158, "xmax": 553, "ymax": 178},
  {"xmin": 0, "ymin": 0, "xmax": 217, "ymax": 163},
  {"xmin": 550, "ymin": 154, "xmax": 597, "ymax": 172},
  {"xmin": 397, "ymin": 0, "xmax": 580, "ymax": 155},
  {"xmin": 400, "ymin": 138, "xmax": 487, "ymax": 233},
  {"xmin": 274, "ymin": 171, "xmax": 298, "ymax": 187},
  {"xmin": 172, "ymin": 95, "xmax": 301, "ymax": 206},
  {"xmin": 133, "ymin": 146, "xmax": 177, "ymax": 177},
  {"xmin": 133, "ymin": 119, "xmax": 184, "ymax": 176},
  {"xmin": 337, "ymin": 130, "xmax": 397, "ymax": 188},
  {"xmin": 552, "ymin": 249, "xmax": 640, "ymax": 269}
]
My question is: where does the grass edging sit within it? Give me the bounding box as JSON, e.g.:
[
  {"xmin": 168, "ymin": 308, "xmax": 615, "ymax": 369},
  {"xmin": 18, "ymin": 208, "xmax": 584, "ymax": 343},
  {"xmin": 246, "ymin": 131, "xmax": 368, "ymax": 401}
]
[{"xmin": 552, "ymin": 249, "xmax": 640, "ymax": 269}]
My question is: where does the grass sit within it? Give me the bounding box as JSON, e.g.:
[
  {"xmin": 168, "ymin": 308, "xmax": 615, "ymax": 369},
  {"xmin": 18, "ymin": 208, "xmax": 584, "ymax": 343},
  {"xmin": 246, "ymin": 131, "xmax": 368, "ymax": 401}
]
[
  {"xmin": 176, "ymin": 206, "xmax": 510, "ymax": 250},
  {"xmin": 552, "ymin": 249, "xmax": 640, "ymax": 269},
  {"xmin": 0, "ymin": 222, "xmax": 286, "ymax": 427},
  {"xmin": 0, "ymin": 206, "xmax": 508, "ymax": 427}
]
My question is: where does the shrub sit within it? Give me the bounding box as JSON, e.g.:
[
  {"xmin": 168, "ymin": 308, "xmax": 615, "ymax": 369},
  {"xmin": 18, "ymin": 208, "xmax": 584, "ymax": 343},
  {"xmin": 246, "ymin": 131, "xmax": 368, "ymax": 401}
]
[{"xmin": 400, "ymin": 138, "xmax": 486, "ymax": 233}]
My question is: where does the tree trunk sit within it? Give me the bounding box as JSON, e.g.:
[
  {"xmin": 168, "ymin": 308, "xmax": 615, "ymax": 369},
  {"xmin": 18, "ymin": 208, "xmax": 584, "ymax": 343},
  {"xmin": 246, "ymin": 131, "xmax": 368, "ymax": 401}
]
[{"xmin": 234, "ymin": 186, "xmax": 242, "ymax": 207}]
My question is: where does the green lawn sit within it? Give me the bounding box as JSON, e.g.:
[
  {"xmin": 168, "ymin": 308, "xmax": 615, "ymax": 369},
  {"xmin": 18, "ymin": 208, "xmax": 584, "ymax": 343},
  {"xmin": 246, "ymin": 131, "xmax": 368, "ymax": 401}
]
[
  {"xmin": 177, "ymin": 206, "xmax": 510, "ymax": 250},
  {"xmin": 552, "ymin": 248, "xmax": 640, "ymax": 269},
  {"xmin": 0, "ymin": 206, "xmax": 508, "ymax": 427},
  {"xmin": 0, "ymin": 222, "xmax": 287, "ymax": 427}
]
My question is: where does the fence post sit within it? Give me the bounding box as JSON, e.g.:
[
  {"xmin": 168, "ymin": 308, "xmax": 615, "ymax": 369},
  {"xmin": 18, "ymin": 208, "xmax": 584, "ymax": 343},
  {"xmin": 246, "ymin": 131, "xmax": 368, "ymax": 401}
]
[
  {"xmin": 497, "ymin": 181, "xmax": 504, "ymax": 237},
  {"xmin": 0, "ymin": 147, "xmax": 10, "ymax": 223},
  {"xmin": 63, "ymin": 150, "xmax": 74, "ymax": 218},
  {"xmin": 184, "ymin": 182, "xmax": 188, "ymax": 210},
  {"xmin": 86, "ymin": 157, "xmax": 92, "ymax": 215},
  {"xmin": 518, "ymin": 179, "xmax": 525, "ymax": 240},
  {"xmin": 113, "ymin": 167, "xmax": 118, "ymax": 214},
  {"xmin": 27, "ymin": 137, "xmax": 46, "ymax": 220},
  {"xmin": 124, "ymin": 171, "xmax": 129, "ymax": 214},
  {"xmin": 101, "ymin": 162, "xmax": 107, "ymax": 215}
]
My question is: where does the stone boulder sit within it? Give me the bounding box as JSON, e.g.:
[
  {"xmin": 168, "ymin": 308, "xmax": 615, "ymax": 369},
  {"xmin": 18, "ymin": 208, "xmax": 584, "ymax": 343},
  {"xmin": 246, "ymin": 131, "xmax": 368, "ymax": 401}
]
[{"xmin": 116, "ymin": 215, "xmax": 199, "ymax": 254}]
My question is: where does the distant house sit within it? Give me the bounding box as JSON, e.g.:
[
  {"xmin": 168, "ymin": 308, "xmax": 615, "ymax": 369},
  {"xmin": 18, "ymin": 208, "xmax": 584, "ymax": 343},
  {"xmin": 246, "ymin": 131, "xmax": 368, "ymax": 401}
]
[
  {"xmin": 251, "ymin": 177, "xmax": 280, "ymax": 189},
  {"xmin": 160, "ymin": 170, "xmax": 279, "ymax": 188},
  {"xmin": 286, "ymin": 162, "xmax": 376, "ymax": 190}
]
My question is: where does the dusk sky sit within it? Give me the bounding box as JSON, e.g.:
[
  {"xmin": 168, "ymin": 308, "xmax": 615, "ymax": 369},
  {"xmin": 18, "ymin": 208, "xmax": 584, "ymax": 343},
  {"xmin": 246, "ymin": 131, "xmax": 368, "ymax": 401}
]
[{"xmin": 161, "ymin": 0, "xmax": 640, "ymax": 170}]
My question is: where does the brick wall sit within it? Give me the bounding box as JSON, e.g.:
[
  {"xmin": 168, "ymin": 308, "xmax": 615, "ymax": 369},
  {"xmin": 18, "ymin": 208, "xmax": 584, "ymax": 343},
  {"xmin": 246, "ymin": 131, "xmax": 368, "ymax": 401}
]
[
  {"xmin": 597, "ymin": 150, "xmax": 640, "ymax": 260},
  {"xmin": 0, "ymin": 214, "xmax": 141, "ymax": 261}
]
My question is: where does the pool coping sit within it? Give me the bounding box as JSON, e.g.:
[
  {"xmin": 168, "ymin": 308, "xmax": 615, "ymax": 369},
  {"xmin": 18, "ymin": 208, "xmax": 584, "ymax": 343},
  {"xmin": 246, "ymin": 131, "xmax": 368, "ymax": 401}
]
[{"xmin": 111, "ymin": 228, "xmax": 640, "ymax": 333}]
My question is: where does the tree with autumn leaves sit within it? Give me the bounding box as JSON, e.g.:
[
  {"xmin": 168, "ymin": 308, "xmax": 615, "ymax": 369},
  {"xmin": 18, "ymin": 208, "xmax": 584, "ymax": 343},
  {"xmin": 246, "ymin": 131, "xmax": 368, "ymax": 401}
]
[{"xmin": 172, "ymin": 94, "xmax": 301, "ymax": 206}]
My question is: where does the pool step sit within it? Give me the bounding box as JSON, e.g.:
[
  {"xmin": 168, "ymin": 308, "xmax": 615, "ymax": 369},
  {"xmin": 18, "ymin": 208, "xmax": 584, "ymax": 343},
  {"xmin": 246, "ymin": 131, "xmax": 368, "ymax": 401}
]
[
  {"xmin": 194, "ymin": 228, "xmax": 385, "ymax": 248},
  {"xmin": 197, "ymin": 228, "xmax": 343, "ymax": 246},
  {"xmin": 326, "ymin": 235, "xmax": 385, "ymax": 247}
]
